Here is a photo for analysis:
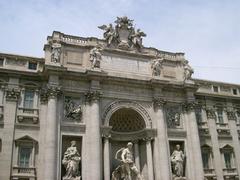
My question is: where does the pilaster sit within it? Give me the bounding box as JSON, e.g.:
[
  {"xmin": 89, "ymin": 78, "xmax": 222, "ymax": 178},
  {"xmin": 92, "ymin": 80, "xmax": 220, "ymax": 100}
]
[
  {"xmin": 152, "ymin": 97, "xmax": 170, "ymax": 180},
  {"xmin": 85, "ymin": 89, "xmax": 102, "ymax": 180}
]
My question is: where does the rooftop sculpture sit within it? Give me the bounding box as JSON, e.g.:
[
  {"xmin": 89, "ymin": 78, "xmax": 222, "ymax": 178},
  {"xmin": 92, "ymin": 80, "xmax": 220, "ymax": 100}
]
[{"xmin": 98, "ymin": 16, "xmax": 146, "ymax": 51}]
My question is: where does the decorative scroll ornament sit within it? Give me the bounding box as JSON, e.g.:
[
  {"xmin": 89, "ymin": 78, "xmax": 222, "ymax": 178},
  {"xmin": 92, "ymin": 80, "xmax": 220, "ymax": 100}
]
[
  {"xmin": 6, "ymin": 88, "xmax": 20, "ymax": 101},
  {"xmin": 89, "ymin": 46, "xmax": 103, "ymax": 69},
  {"xmin": 64, "ymin": 97, "xmax": 82, "ymax": 121},
  {"xmin": 98, "ymin": 16, "xmax": 146, "ymax": 51},
  {"xmin": 151, "ymin": 58, "xmax": 164, "ymax": 76},
  {"xmin": 51, "ymin": 43, "xmax": 61, "ymax": 63}
]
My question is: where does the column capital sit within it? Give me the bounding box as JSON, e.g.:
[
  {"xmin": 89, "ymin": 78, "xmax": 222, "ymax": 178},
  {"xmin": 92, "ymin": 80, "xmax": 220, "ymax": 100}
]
[
  {"xmin": 153, "ymin": 97, "xmax": 166, "ymax": 109},
  {"xmin": 85, "ymin": 90, "xmax": 102, "ymax": 103},
  {"xmin": 143, "ymin": 137, "xmax": 153, "ymax": 142},
  {"xmin": 206, "ymin": 108, "xmax": 216, "ymax": 119},
  {"xmin": 182, "ymin": 101, "xmax": 197, "ymax": 113},
  {"xmin": 40, "ymin": 86, "xmax": 61, "ymax": 103},
  {"xmin": 226, "ymin": 110, "xmax": 237, "ymax": 121},
  {"xmin": 6, "ymin": 88, "xmax": 21, "ymax": 101}
]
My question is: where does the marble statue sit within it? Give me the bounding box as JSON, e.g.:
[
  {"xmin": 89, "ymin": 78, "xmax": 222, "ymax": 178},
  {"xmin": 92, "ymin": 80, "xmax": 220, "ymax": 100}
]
[
  {"xmin": 98, "ymin": 23, "xmax": 116, "ymax": 46},
  {"xmin": 51, "ymin": 44, "xmax": 61, "ymax": 63},
  {"xmin": 89, "ymin": 46, "xmax": 102, "ymax": 68},
  {"xmin": 115, "ymin": 16, "xmax": 134, "ymax": 29},
  {"xmin": 151, "ymin": 58, "xmax": 163, "ymax": 76},
  {"xmin": 171, "ymin": 144, "xmax": 185, "ymax": 178},
  {"xmin": 183, "ymin": 60, "xmax": 194, "ymax": 81},
  {"xmin": 130, "ymin": 29, "xmax": 146, "ymax": 50},
  {"xmin": 62, "ymin": 141, "xmax": 81, "ymax": 180},
  {"xmin": 112, "ymin": 142, "xmax": 144, "ymax": 180}
]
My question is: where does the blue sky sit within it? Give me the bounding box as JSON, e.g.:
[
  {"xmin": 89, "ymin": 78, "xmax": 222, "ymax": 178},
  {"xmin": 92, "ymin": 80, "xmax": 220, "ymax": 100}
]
[{"xmin": 0, "ymin": 0, "xmax": 239, "ymax": 84}]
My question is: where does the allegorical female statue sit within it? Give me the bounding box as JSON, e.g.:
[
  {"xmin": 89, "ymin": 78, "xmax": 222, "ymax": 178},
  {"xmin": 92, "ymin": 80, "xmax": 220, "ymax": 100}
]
[
  {"xmin": 62, "ymin": 140, "xmax": 81, "ymax": 180},
  {"xmin": 170, "ymin": 144, "xmax": 185, "ymax": 178}
]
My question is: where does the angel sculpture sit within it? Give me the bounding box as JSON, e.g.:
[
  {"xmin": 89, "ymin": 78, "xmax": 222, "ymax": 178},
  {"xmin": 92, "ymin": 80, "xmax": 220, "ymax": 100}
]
[
  {"xmin": 98, "ymin": 23, "xmax": 116, "ymax": 46},
  {"xmin": 183, "ymin": 60, "xmax": 194, "ymax": 81},
  {"xmin": 130, "ymin": 29, "xmax": 146, "ymax": 50}
]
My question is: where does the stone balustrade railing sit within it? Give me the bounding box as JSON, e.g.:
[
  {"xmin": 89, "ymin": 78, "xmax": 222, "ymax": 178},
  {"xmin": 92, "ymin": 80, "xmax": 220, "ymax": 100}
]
[
  {"xmin": 17, "ymin": 107, "xmax": 39, "ymax": 124},
  {"xmin": 204, "ymin": 168, "xmax": 216, "ymax": 175},
  {"xmin": 12, "ymin": 166, "xmax": 36, "ymax": 175},
  {"xmin": 223, "ymin": 168, "xmax": 237, "ymax": 175}
]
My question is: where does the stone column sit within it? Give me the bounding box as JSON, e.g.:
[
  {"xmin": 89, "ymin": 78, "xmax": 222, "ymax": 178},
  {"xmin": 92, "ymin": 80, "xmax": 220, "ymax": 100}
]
[
  {"xmin": 85, "ymin": 90, "xmax": 102, "ymax": 180},
  {"xmin": 227, "ymin": 111, "xmax": 240, "ymax": 175},
  {"xmin": 153, "ymin": 98, "xmax": 170, "ymax": 180},
  {"xmin": 43, "ymin": 86, "xmax": 60, "ymax": 180},
  {"xmin": 183, "ymin": 102, "xmax": 204, "ymax": 180},
  {"xmin": 103, "ymin": 136, "xmax": 110, "ymax": 180},
  {"xmin": 146, "ymin": 138, "xmax": 154, "ymax": 180},
  {"xmin": 206, "ymin": 108, "xmax": 224, "ymax": 180},
  {"xmin": 133, "ymin": 140, "xmax": 140, "ymax": 170}
]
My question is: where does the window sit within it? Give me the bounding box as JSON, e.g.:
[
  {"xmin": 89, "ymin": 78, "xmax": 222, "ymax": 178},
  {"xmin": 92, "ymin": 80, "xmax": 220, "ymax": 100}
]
[
  {"xmin": 0, "ymin": 58, "xmax": 4, "ymax": 66},
  {"xmin": 28, "ymin": 62, "xmax": 37, "ymax": 70},
  {"xmin": 195, "ymin": 107, "xmax": 202, "ymax": 123},
  {"xmin": 224, "ymin": 152, "xmax": 232, "ymax": 169},
  {"xmin": 232, "ymin": 89, "xmax": 238, "ymax": 95},
  {"xmin": 202, "ymin": 152, "xmax": 210, "ymax": 169},
  {"xmin": 19, "ymin": 147, "xmax": 32, "ymax": 167},
  {"xmin": 213, "ymin": 86, "xmax": 219, "ymax": 92},
  {"xmin": 217, "ymin": 108, "xmax": 224, "ymax": 123},
  {"xmin": 23, "ymin": 90, "xmax": 34, "ymax": 109},
  {"xmin": 220, "ymin": 145, "xmax": 235, "ymax": 169}
]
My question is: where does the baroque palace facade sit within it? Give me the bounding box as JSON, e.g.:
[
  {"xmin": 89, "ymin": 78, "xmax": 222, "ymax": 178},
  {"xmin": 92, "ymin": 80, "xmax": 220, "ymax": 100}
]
[{"xmin": 0, "ymin": 17, "xmax": 240, "ymax": 180}]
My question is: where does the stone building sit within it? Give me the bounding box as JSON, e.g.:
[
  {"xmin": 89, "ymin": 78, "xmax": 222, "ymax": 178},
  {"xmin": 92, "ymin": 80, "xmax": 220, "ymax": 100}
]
[{"xmin": 0, "ymin": 17, "xmax": 239, "ymax": 180}]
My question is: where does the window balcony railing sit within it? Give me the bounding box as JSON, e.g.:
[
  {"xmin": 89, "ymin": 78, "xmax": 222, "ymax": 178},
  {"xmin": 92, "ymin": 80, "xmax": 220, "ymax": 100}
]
[
  {"xmin": 12, "ymin": 166, "xmax": 36, "ymax": 178},
  {"xmin": 17, "ymin": 107, "xmax": 39, "ymax": 124},
  {"xmin": 223, "ymin": 167, "xmax": 237, "ymax": 175},
  {"xmin": 216, "ymin": 122, "xmax": 229, "ymax": 129},
  {"xmin": 204, "ymin": 168, "xmax": 216, "ymax": 175},
  {"xmin": 198, "ymin": 121, "xmax": 209, "ymax": 128}
]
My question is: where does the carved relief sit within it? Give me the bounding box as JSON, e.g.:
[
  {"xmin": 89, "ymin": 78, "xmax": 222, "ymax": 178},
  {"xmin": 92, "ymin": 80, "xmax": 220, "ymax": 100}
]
[
  {"xmin": 5, "ymin": 58, "xmax": 27, "ymax": 66},
  {"xmin": 165, "ymin": 105, "xmax": 182, "ymax": 128},
  {"xmin": 51, "ymin": 43, "xmax": 61, "ymax": 63},
  {"xmin": 64, "ymin": 97, "xmax": 82, "ymax": 121},
  {"xmin": 89, "ymin": 46, "xmax": 103, "ymax": 69}
]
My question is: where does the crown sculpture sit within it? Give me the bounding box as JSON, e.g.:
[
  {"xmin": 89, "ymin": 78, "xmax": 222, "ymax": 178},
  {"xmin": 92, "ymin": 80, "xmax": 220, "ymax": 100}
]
[{"xmin": 98, "ymin": 16, "xmax": 146, "ymax": 51}]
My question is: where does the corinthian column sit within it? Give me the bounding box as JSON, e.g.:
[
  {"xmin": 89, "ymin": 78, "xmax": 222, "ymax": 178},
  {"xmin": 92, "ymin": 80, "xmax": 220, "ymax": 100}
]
[
  {"xmin": 153, "ymin": 98, "xmax": 170, "ymax": 180},
  {"xmin": 183, "ymin": 102, "xmax": 204, "ymax": 180},
  {"xmin": 43, "ymin": 86, "xmax": 61, "ymax": 180},
  {"xmin": 85, "ymin": 90, "xmax": 102, "ymax": 180}
]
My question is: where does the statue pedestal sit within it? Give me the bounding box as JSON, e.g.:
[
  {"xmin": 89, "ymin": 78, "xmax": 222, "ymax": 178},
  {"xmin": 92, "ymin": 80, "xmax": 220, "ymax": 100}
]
[
  {"xmin": 62, "ymin": 177, "xmax": 81, "ymax": 180},
  {"xmin": 173, "ymin": 177, "xmax": 186, "ymax": 180}
]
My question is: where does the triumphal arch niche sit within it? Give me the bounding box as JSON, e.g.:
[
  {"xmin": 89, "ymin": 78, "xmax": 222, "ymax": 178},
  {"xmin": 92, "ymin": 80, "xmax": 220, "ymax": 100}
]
[{"xmin": 102, "ymin": 100, "xmax": 156, "ymax": 180}]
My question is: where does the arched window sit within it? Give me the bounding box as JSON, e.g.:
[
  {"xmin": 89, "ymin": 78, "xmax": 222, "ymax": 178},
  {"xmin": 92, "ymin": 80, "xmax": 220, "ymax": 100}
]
[{"xmin": 220, "ymin": 144, "xmax": 235, "ymax": 169}]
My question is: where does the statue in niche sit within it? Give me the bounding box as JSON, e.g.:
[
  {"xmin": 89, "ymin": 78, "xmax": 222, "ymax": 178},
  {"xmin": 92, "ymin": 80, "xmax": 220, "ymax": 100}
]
[
  {"xmin": 151, "ymin": 58, "xmax": 163, "ymax": 76},
  {"xmin": 89, "ymin": 46, "xmax": 103, "ymax": 69},
  {"xmin": 171, "ymin": 144, "xmax": 185, "ymax": 178},
  {"xmin": 51, "ymin": 43, "xmax": 61, "ymax": 63},
  {"xmin": 65, "ymin": 97, "xmax": 82, "ymax": 121},
  {"xmin": 98, "ymin": 23, "xmax": 116, "ymax": 46},
  {"xmin": 62, "ymin": 141, "xmax": 81, "ymax": 180},
  {"xmin": 183, "ymin": 60, "xmax": 194, "ymax": 81},
  {"xmin": 112, "ymin": 142, "xmax": 144, "ymax": 180},
  {"xmin": 130, "ymin": 28, "xmax": 146, "ymax": 50}
]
